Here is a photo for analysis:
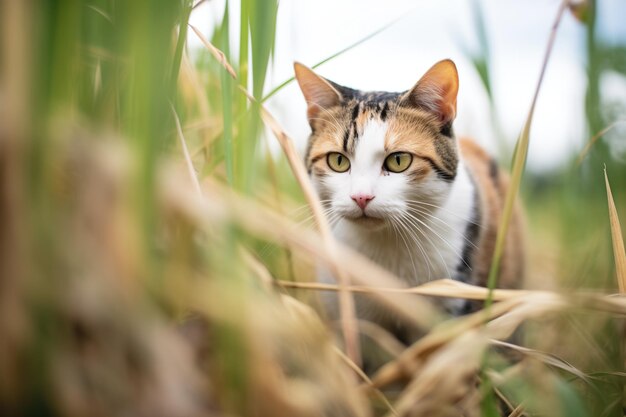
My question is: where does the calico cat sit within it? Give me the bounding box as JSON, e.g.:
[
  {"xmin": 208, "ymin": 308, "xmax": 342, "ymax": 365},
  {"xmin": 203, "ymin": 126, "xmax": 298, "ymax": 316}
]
[{"xmin": 294, "ymin": 59, "xmax": 525, "ymax": 344}]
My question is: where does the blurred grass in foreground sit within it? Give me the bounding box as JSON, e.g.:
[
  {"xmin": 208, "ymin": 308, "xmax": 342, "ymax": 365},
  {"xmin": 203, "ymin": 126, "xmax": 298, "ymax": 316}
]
[{"xmin": 0, "ymin": 1, "xmax": 625, "ymax": 416}]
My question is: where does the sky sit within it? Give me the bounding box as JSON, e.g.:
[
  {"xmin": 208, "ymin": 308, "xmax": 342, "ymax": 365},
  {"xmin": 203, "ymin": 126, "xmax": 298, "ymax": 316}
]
[{"xmin": 189, "ymin": 0, "xmax": 626, "ymax": 172}]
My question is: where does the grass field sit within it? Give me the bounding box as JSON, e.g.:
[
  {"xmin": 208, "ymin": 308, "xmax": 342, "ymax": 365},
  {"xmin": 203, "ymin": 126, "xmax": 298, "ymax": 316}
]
[{"xmin": 0, "ymin": 1, "xmax": 625, "ymax": 416}]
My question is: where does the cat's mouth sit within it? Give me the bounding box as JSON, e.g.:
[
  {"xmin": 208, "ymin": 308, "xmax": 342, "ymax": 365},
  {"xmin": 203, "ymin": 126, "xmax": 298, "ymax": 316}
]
[{"xmin": 346, "ymin": 213, "xmax": 385, "ymax": 228}]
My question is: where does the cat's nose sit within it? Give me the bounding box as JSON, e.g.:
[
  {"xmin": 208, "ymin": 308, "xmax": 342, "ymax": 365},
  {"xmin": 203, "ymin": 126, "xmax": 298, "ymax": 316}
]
[{"xmin": 351, "ymin": 193, "xmax": 374, "ymax": 210}]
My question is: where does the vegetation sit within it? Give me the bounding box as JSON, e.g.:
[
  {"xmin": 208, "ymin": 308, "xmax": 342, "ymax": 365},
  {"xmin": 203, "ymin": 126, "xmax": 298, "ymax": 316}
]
[{"xmin": 0, "ymin": 0, "xmax": 624, "ymax": 416}]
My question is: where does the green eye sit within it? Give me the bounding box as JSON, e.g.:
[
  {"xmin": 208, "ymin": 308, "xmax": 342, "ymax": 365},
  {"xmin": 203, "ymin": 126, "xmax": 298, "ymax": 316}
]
[
  {"xmin": 327, "ymin": 152, "xmax": 350, "ymax": 173},
  {"xmin": 384, "ymin": 152, "xmax": 412, "ymax": 173}
]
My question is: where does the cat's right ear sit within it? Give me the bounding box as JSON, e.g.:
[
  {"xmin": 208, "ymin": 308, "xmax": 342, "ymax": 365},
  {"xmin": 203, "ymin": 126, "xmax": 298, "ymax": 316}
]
[
  {"xmin": 294, "ymin": 62, "xmax": 343, "ymax": 122},
  {"xmin": 404, "ymin": 59, "xmax": 459, "ymax": 125}
]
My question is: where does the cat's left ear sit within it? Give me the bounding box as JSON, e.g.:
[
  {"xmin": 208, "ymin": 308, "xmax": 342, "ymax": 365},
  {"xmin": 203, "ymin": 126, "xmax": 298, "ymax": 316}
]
[
  {"xmin": 294, "ymin": 62, "xmax": 343, "ymax": 122},
  {"xmin": 404, "ymin": 59, "xmax": 459, "ymax": 125}
]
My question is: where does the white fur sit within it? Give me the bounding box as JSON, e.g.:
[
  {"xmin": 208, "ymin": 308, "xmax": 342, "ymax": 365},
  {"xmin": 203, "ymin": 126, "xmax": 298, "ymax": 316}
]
[{"xmin": 313, "ymin": 119, "xmax": 475, "ymax": 323}]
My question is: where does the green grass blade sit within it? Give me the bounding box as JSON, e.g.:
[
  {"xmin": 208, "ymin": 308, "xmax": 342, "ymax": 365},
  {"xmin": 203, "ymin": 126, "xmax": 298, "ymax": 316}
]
[
  {"xmin": 219, "ymin": 1, "xmax": 234, "ymax": 184},
  {"xmin": 469, "ymin": 0, "xmax": 492, "ymax": 99},
  {"xmin": 483, "ymin": 112, "xmax": 530, "ymax": 308},
  {"xmin": 235, "ymin": 0, "xmax": 250, "ymax": 140},
  {"xmin": 169, "ymin": 0, "xmax": 193, "ymax": 95},
  {"xmin": 484, "ymin": 0, "xmax": 568, "ymax": 308},
  {"xmin": 577, "ymin": 120, "xmax": 626, "ymax": 165},
  {"xmin": 250, "ymin": 0, "xmax": 277, "ymax": 100},
  {"xmin": 456, "ymin": 0, "xmax": 512, "ymax": 161},
  {"xmin": 604, "ymin": 167, "xmax": 626, "ymax": 293},
  {"xmin": 234, "ymin": 0, "xmax": 278, "ymax": 192},
  {"xmin": 556, "ymin": 378, "xmax": 590, "ymax": 417},
  {"xmin": 261, "ymin": 13, "xmax": 406, "ymax": 103}
]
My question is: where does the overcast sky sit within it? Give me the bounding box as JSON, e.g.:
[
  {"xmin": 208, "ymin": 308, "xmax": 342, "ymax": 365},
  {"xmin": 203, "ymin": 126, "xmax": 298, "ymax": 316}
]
[{"xmin": 190, "ymin": 0, "xmax": 626, "ymax": 172}]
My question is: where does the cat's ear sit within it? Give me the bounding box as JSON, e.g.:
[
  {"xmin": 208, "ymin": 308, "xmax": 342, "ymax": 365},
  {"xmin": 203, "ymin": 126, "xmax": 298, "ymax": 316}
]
[
  {"xmin": 404, "ymin": 59, "xmax": 459, "ymax": 124},
  {"xmin": 294, "ymin": 62, "xmax": 343, "ymax": 122}
]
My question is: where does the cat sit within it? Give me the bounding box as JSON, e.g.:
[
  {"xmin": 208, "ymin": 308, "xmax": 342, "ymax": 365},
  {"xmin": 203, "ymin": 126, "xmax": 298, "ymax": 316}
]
[{"xmin": 294, "ymin": 59, "xmax": 525, "ymax": 346}]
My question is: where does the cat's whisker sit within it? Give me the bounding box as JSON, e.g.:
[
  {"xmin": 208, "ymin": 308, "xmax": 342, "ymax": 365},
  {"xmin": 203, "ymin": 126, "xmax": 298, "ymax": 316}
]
[
  {"xmin": 326, "ymin": 212, "xmax": 343, "ymax": 228},
  {"xmin": 388, "ymin": 216, "xmax": 421, "ymax": 284},
  {"xmin": 305, "ymin": 102, "xmax": 347, "ymax": 133},
  {"xmin": 405, "ymin": 200, "xmax": 483, "ymax": 227},
  {"xmin": 405, "ymin": 202, "xmax": 479, "ymax": 226},
  {"xmin": 403, "ymin": 222, "xmax": 432, "ymax": 283},
  {"xmin": 288, "ymin": 200, "xmax": 334, "ymax": 219},
  {"xmin": 403, "ymin": 211, "xmax": 470, "ymax": 273},
  {"xmin": 259, "ymin": 206, "xmax": 336, "ymax": 259},
  {"xmin": 391, "ymin": 214, "xmax": 433, "ymax": 282},
  {"xmin": 407, "ymin": 206, "xmax": 479, "ymax": 250},
  {"xmin": 391, "ymin": 222, "xmax": 417, "ymax": 279},
  {"xmin": 308, "ymin": 116, "xmax": 346, "ymax": 135},
  {"xmin": 314, "ymin": 104, "xmax": 349, "ymax": 132},
  {"xmin": 289, "ymin": 199, "xmax": 334, "ymax": 211},
  {"xmin": 397, "ymin": 215, "xmax": 439, "ymax": 281},
  {"xmin": 294, "ymin": 206, "xmax": 337, "ymax": 227},
  {"xmin": 296, "ymin": 206, "xmax": 334, "ymax": 227}
]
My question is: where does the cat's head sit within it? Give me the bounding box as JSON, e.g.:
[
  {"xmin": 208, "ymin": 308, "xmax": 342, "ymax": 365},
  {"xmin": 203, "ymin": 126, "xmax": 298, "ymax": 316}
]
[{"xmin": 294, "ymin": 60, "xmax": 460, "ymax": 230}]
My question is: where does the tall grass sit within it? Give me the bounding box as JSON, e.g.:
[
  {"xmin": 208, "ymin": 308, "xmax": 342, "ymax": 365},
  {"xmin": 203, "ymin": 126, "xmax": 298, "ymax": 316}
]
[{"xmin": 0, "ymin": 0, "xmax": 625, "ymax": 416}]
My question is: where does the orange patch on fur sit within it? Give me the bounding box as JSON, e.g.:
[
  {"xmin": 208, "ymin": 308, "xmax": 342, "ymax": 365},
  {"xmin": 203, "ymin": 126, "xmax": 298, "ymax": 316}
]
[{"xmin": 385, "ymin": 108, "xmax": 452, "ymax": 178}]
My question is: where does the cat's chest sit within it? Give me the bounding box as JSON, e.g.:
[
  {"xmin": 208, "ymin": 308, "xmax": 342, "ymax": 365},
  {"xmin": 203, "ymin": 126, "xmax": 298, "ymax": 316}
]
[{"xmin": 333, "ymin": 218, "xmax": 465, "ymax": 285}]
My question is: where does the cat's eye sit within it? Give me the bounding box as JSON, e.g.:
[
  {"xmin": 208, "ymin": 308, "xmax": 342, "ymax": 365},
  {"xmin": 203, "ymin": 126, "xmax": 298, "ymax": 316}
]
[
  {"xmin": 384, "ymin": 152, "xmax": 413, "ymax": 173},
  {"xmin": 327, "ymin": 152, "xmax": 351, "ymax": 173}
]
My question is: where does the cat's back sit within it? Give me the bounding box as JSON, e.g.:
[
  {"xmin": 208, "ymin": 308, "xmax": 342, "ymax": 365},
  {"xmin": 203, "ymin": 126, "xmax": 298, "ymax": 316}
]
[{"xmin": 458, "ymin": 138, "xmax": 525, "ymax": 290}]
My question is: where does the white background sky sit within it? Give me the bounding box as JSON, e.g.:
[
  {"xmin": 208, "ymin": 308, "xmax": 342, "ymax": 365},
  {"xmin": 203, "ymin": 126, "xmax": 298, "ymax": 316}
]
[{"xmin": 190, "ymin": 0, "xmax": 626, "ymax": 172}]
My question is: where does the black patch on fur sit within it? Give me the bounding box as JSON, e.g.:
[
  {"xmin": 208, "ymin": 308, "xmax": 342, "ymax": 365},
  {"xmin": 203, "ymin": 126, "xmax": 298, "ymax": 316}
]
[
  {"xmin": 327, "ymin": 80, "xmax": 358, "ymax": 100},
  {"xmin": 344, "ymin": 103, "xmax": 360, "ymax": 152},
  {"xmin": 440, "ymin": 122, "xmax": 453, "ymax": 137},
  {"xmin": 451, "ymin": 176, "xmax": 482, "ymax": 315},
  {"xmin": 432, "ymin": 132, "xmax": 459, "ymax": 179},
  {"xmin": 342, "ymin": 128, "xmax": 350, "ymax": 152},
  {"xmin": 457, "ymin": 189, "xmax": 480, "ymax": 276},
  {"xmin": 433, "ymin": 166, "xmax": 456, "ymax": 181},
  {"xmin": 310, "ymin": 154, "xmax": 324, "ymax": 165},
  {"xmin": 423, "ymin": 157, "xmax": 456, "ymax": 182},
  {"xmin": 379, "ymin": 102, "xmax": 389, "ymax": 121},
  {"xmin": 311, "ymin": 166, "xmax": 329, "ymax": 178},
  {"xmin": 354, "ymin": 90, "xmax": 401, "ymax": 102},
  {"xmin": 364, "ymin": 101, "xmax": 378, "ymax": 112},
  {"xmin": 341, "ymin": 104, "xmax": 360, "ymax": 152},
  {"xmin": 489, "ymin": 158, "xmax": 499, "ymax": 186},
  {"xmin": 351, "ymin": 102, "xmax": 360, "ymax": 121}
]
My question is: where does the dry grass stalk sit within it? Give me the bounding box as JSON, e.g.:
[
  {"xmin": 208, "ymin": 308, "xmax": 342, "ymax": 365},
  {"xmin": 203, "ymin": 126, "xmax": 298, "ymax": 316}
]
[
  {"xmin": 180, "ymin": 51, "xmax": 211, "ymax": 124},
  {"xmin": 189, "ymin": 26, "xmax": 362, "ymax": 366},
  {"xmin": 161, "ymin": 174, "xmax": 440, "ymax": 329},
  {"xmin": 275, "ymin": 278, "xmax": 532, "ymax": 301},
  {"xmin": 188, "ymin": 24, "xmax": 237, "ymax": 79},
  {"xmin": 275, "ymin": 278, "xmax": 626, "ymax": 313},
  {"xmin": 255, "ymin": 96, "xmax": 362, "ymax": 366},
  {"xmin": 577, "ymin": 120, "xmax": 626, "ymax": 164},
  {"xmin": 485, "ymin": 0, "xmax": 569, "ymax": 304},
  {"xmin": 332, "ymin": 346, "xmax": 399, "ymax": 417},
  {"xmin": 357, "ymin": 320, "xmax": 407, "ymax": 357},
  {"xmin": 171, "ymin": 64, "xmax": 626, "ymax": 409},
  {"xmin": 171, "ymin": 105, "xmax": 203, "ymax": 197},
  {"xmin": 367, "ymin": 290, "xmax": 625, "ymax": 390},
  {"xmin": 0, "ymin": 1, "xmax": 32, "ymax": 409},
  {"xmin": 507, "ymin": 404, "xmax": 526, "ymax": 417},
  {"xmin": 270, "ymin": 294, "xmax": 371, "ymax": 417},
  {"xmin": 241, "ymin": 246, "xmax": 274, "ymax": 291},
  {"xmin": 388, "ymin": 330, "xmax": 487, "ymax": 417},
  {"xmin": 490, "ymin": 340, "xmax": 590, "ymax": 383},
  {"xmin": 11, "ymin": 1, "xmax": 626, "ymax": 415},
  {"xmin": 604, "ymin": 167, "xmax": 626, "ymax": 293},
  {"xmin": 493, "ymin": 387, "xmax": 524, "ymax": 417}
]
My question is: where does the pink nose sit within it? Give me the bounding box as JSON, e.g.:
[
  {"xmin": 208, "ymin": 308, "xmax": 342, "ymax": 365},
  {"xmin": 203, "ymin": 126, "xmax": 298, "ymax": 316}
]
[{"xmin": 351, "ymin": 193, "xmax": 374, "ymax": 210}]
